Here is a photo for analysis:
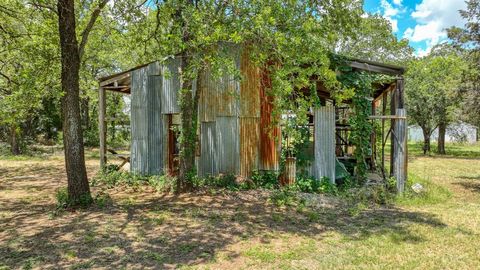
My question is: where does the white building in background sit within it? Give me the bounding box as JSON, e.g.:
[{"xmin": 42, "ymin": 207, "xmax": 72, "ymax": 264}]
[{"xmin": 408, "ymin": 122, "xmax": 478, "ymax": 144}]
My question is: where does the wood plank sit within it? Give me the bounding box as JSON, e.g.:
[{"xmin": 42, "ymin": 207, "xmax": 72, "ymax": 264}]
[{"xmin": 99, "ymin": 86, "xmax": 107, "ymax": 167}]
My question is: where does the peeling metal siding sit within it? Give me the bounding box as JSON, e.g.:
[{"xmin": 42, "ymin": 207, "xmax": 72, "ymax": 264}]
[
  {"xmin": 161, "ymin": 58, "xmax": 181, "ymax": 114},
  {"xmin": 216, "ymin": 116, "xmax": 240, "ymax": 174},
  {"xmin": 240, "ymin": 117, "xmax": 260, "ymax": 178},
  {"xmin": 240, "ymin": 49, "xmax": 260, "ymax": 118},
  {"xmin": 199, "ymin": 122, "xmax": 218, "ymax": 177},
  {"xmin": 259, "ymin": 68, "xmax": 280, "ymax": 171},
  {"xmin": 313, "ymin": 105, "xmax": 336, "ymax": 183}
]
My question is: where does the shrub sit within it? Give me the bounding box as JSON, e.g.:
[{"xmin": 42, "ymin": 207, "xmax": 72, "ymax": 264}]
[
  {"xmin": 251, "ymin": 171, "xmax": 279, "ymax": 189},
  {"xmin": 148, "ymin": 175, "xmax": 177, "ymax": 193}
]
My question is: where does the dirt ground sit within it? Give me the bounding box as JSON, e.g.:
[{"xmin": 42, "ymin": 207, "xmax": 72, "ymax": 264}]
[{"xmin": 1, "ymin": 147, "xmax": 480, "ymax": 269}]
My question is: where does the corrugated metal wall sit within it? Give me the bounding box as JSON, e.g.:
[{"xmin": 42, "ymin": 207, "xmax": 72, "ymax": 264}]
[
  {"xmin": 131, "ymin": 62, "xmax": 164, "ymax": 175},
  {"xmin": 313, "ymin": 105, "xmax": 336, "ymax": 183},
  {"xmin": 130, "ymin": 47, "xmax": 280, "ymax": 178},
  {"xmin": 216, "ymin": 116, "xmax": 240, "ymax": 174},
  {"xmin": 161, "ymin": 58, "xmax": 181, "ymax": 114}
]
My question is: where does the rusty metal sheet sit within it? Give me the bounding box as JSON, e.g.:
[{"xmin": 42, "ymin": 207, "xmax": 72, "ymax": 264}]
[
  {"xmin": 216, "ymin": 116, "xmax": 240, "ymax": 174},
  {"xmin": 240, "ymin": 117, "xmax": 260, "ymax": 178},
  {"xmin": 240, "ymin": 49, "xmax": 261, "ymax": 118},
  {"xmin": 216, "ymin": 69, "xmax": 240, "ymax": 117},
  {"xmin": 199, "ymin": 122, "xmax": 218, "ymax": 177},
  {"xmin": 313, "ymin": 105, "xmax": 336, "ymax": 183},
  {"xmin": 198, "ymin": 68, "xmax": 217, "ymax": 122},
  {"xmin": 259, "ymin": 67, "xmax": 280, "ymax": 171}
]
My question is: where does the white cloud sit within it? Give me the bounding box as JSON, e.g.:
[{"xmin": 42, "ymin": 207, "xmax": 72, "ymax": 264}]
[
  {"xmin": 392, "ymin": 0, "xmax": 402, "ymax": 6},
  {"xmin": 380, "ymin": 0, "xmax": 402, "ymax": 32},
  {"xmin": 405, "ymin": 0, "xmax": 467, "ymax": 55}
]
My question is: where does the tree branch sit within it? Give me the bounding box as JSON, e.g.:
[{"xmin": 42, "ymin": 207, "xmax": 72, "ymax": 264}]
[
  {"xmin": 78, "ymin": 0, "xmax": 109, "ymax": 59},
  {"xmin": 28, "ymin": 1, "xmax": 57, "ymax": 14}
]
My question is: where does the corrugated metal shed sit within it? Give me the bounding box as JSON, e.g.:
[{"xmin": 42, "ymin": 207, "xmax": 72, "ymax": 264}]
[
  {"xmin": 313, "ymin": 105, "xmax": 336, "ymax": 183},
  {"xmin": 240, "ymin": 117, "xmax": 260, "ymax": 178},
  {"xmin": 216, "ymin": 116, "xmax": 240, "ymax": 174}
]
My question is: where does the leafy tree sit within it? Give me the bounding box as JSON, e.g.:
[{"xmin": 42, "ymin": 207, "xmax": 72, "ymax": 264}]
[
  {"xmin": 447, "ymin": 0, "xmax": 480, "ymax": 129},
  {"xmin": 405, "ymin": 51, "xmax": 466, "ymax": 154},
  {"xmin": 335, "ymin": 14, "xmax": 413, "ymax": 65}
]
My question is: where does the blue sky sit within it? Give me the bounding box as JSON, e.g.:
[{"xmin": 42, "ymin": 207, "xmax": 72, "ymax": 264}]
[{"xmin": 363, "ymin": 0, "xmax": 468, "ymax": 56}]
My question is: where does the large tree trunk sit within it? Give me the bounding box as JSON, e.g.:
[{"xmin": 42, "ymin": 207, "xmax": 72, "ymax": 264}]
[
  {"xmin": 437, "ymin": 122, "xmax": 446, "ymax": 155},
  {"xmin": 422, "ymin": 128, "xmax": 431, "ymax": 155},
  {"xmin": 9, "ymin": 125, "xmax": 20, "ymax": 155},
  {"xmin": 57, "ymin": 0, "xmax": 91, "ymax": 205},
  {"xmin": 177, "ymin": 52, "xmax": 196, "ymax": 192}
]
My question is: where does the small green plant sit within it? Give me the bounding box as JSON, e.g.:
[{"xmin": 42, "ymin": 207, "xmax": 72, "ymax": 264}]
[
  {"xmin": 148, "ymin": 175, "xmax": 177, "ymax": 193},
  {"xmin": 251, "ymin": 171, "xmax": 279, "ymax": 189},
  {"xmin": 55, "ymin": 187, "xmax": 69, "ymax": 208},
  {"xmin": 269, "ymin": 187, "xmax": 298, "ymax": 207}
]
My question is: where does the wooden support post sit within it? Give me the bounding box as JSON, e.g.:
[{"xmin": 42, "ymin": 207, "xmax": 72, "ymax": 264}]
[
  {"xmin": 393, "ymin": 109, "xmax": 407, "ymax": 193},
  {"xmin": 389, "ymin": 88, "xmax": 397, "ymax": 176},
  {"xmin": 371, "ymin": 100, "xmax": 376, "ymax": 170},
  {"xmin": 381, "ymin": 92, "xmax": 387, "ymax": 177},
  {"xmin": 99, "ymin": 85, "xmax": 107, "ymax": 167}
]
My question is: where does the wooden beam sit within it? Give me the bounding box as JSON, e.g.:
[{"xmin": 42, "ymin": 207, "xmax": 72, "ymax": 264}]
[
  {"xmin": 347, "ymin": 61, "xmax": 404, "ymax": 76},
  {"xmin": 368, "ymin": 115, "xmax": 407, "ymax": 120},
  {"xmin": 99, "ymin": 72, "xmax": 130, "ymax": 87},
  {"xmin": 99, "ymin": 85, "xmax": 107, "ymax": 167}
]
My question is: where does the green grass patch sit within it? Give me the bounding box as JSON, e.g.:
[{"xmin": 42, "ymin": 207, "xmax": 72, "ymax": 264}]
[{"xmin": 396, "ymin": 173, "xmax": 452, "ymax": 206}]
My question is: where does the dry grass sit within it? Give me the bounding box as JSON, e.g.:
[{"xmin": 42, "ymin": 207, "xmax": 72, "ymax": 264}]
[{"xmin": 1, "ymin": 145, "xmax": 479, "ymax": 269}]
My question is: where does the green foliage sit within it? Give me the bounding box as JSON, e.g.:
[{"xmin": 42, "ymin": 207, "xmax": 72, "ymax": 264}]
[
  {"xmin": 294, "ymin": 176, "xmax": 338, "ymax": 195},
  {"xmin": 269, "ymin": 188, "xmax": 300, "ymax": 207},
  {"xmin": 55, "ymin": 187, "xmax": 93, "ymax": 209},
  {"xmin": 251, "ymin": 171, "xmax": 280, "ymax": 190}
]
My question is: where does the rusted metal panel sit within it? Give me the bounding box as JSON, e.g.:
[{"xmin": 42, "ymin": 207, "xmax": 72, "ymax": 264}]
[
  {"xmin": 240, "ymin": 117, "xmax": 260, "ymax": 178},
  {"xmin": 198, "ymin": 68, "xmax": 217, "ymax": 122},
  {"xmin": 216, "ymin": 116, "xmax": 240, "ymax": 174},
  {"xmin": 199, "ymin": 122, "xmax": 218, "ymax": 177},
  {"xmin": 284, "ymin": 157, "xmax": 296, "ymax": 185},
  {"xmin": 240, "ymin": 49, "xmax": 260, "ymax": 117},
  {"xmin": 313, "ymin": 105, "xmax": 336, "ymax": 183},
  {"xmin": 259, "ymin": 67, "xmax": 280, "ymax": 171},
  {"xmin": 161, "ymin": 58, "xmax": 181, "ymax": 114},
  {"xmin": 216, "ymin": 69, "xmax": 240, "ymax": 117}
]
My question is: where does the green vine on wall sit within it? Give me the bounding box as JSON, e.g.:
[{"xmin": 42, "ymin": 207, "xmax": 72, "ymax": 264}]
[{"xmin": 331, "ymin": 55, "xmax": 391, "ymax": 181}]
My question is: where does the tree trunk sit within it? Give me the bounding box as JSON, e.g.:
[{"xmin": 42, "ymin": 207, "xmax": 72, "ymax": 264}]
[
  {"xmin": 177, "ymin": 52, "xmax": 196, "ymax": 192},
  {"xmin": 422, "ymin": 129, "xmax": 431, "ymax": 155},
  {"xmin": 57, "ymin": 0, "xmax": 91, "ymax": 205},
  {"xmin": 437, "ymin": 122, "xmax": 446, "ymax": 155},
  {"xmin": 10, "ymin": 125, "xmax": 20, "ymax": 155}
]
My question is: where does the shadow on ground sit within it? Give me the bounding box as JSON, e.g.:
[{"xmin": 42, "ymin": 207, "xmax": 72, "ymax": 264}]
[{"xmin": 0, "ymin": 186, "xmax": 447, "ymax": 269}]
